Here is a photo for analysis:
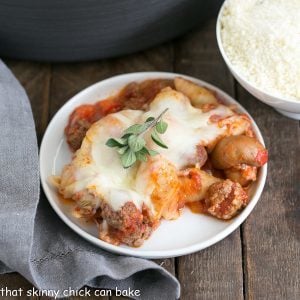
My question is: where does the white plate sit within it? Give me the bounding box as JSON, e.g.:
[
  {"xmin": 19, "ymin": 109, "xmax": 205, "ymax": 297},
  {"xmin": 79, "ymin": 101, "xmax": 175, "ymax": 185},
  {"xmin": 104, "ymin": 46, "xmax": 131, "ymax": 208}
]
[{"xmin": 40, "ymin": 72, "xmax": 267, "ymax": 258}]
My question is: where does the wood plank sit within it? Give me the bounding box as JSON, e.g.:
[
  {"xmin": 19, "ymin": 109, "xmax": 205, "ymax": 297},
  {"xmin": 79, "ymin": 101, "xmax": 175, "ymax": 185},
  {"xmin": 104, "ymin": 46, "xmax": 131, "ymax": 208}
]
[
  {"xmin": 0, "ymin": 273, "xmax": 39, "ymax": 300},
  {"xmin": 174, "ymin": 19, "xmax": 244, "ymax": 300},
  {"xmin": 236, "ymin": 83, "xmax": 300, "ymax": 300},
  {"xmin": 49, "ymin": 45, "xmax": 174, "ymax": 118},
  {"xmin": 49, "ymin": 44, "xmax": 175, "ymax": 300}
]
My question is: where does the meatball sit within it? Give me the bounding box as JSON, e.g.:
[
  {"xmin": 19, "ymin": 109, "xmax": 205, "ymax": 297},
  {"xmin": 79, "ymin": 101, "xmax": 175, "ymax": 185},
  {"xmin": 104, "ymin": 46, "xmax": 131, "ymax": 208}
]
[
  {"xmin": 71, "ymin": 188, "xmax": 156, "ymax": 247},
  {"xmin": 99, "ymin": 202, "xmax": 156, "ymax": 247},
  {"xmin": 205, "ymin": 179, "xmax": 248, "ymax": 220},
  {"xmin": 66, "ymin": 118, "xmax": 91, "ymax": 152}
]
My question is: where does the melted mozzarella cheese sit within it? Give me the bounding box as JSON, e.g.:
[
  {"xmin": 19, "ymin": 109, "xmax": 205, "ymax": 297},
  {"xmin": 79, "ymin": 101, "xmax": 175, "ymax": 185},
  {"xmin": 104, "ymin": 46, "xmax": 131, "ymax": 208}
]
[
  {"xmin": 60, "ymin": 110, "xmax": 154, "ymax": 212},
  {"xmin": 58, "ymin": 87, "xmax": 235, "ymax": 215},
  {"xmin": 143, "ymin": 88, "xmax": 234, "ymax": 168}
]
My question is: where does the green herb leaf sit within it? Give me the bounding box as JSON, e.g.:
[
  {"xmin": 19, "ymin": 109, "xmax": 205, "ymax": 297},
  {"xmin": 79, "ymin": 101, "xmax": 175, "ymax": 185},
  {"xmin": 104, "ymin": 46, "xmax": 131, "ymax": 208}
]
[
  {"xmin": 151, "ymin": 130, "xmax": 168, "ymax": 149},
  {"xmin": 140, "ymin": 147, "xmax": 159, "ymax": 156},
  {"xmin": 136, "ymin": 150, "xmax": 148, "ymax": 162},
  {"xmin": 124, "ymin": 124, "xmax": 144, "ymax": 135},
  {"xmin": 128, "ymin": 135, "xmax": 146, "ymax": 152},
  {"xmin": 138, "ymin": 147, "xmax": 149, "ymax": 155},
  {"xmin": 148, "ymin": 149, "xmax": 159, "ymax": 156},
  {"xmin": 121, "ymin": 149, "xmax": 136, "ymax": 168},
  {"xmin": 155, "ymin": 120, "xmax": 168, "ymax": 134},
  {"xmin": 146, "ymin": 117, "xmax": 155, "ymax": 122},
  {"xmin": 105, "ymin": 108, "xmax": 169, "ymax": 169},
  {"xmin": 121, "ymin": 133, "xmax": 133, "ymax": 139},
  {"xmin": 117, "ymin": 146, "xmax": 128, "ymax": 155},
  {"xmin": 106, "ymin": 138, "xmax": 127, "ymax": 147}
]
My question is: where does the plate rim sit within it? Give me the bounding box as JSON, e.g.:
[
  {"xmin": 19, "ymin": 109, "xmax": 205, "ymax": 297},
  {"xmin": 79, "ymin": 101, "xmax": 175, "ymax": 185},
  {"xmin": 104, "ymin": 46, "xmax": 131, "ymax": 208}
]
[{"xmin": 40, "ymin": 71, "xmax": 267, "ymax": 259}]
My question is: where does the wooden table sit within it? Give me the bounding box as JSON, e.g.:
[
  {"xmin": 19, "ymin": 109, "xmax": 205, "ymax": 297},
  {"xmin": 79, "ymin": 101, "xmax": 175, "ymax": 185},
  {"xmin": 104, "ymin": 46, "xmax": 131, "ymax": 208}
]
[{"xmin": 1, "ymin": 19, "xmax": 299, "ymax": 300}]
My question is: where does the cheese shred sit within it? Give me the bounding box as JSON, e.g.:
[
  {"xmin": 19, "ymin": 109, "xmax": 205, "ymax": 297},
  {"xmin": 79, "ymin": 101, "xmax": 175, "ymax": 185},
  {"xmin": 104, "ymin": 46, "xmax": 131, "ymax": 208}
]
[{"xmin": 220, "ymin": 0, "xmax": 300, "ymax": 101}]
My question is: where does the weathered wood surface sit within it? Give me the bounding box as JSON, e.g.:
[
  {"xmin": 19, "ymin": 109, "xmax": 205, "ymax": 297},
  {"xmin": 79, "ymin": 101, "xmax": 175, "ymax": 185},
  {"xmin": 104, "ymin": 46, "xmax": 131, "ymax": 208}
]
[
  {"xmin": 237, "ymin": 85, "xmax": 300, "ymax": 300},
  {"xmin": 1, "ymin": 17, "xmax": 299, "ymax": 300},
  {"xmin": 174, "ymin": 20, "xmax": 244, "ymax": 300}
]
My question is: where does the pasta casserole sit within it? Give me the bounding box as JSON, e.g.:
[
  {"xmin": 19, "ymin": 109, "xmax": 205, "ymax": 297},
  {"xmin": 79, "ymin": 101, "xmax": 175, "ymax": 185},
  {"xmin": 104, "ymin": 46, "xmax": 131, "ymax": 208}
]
[{"xmin": 52, "ymin": 77, "xmax": 268, "ymax": 247}]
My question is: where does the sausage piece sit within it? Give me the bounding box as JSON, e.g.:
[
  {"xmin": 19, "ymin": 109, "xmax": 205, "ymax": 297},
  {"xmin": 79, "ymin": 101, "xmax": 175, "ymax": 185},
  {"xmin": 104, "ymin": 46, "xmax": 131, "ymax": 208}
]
[{"xmin": 211, "ymin": 135, "xmax": 268, "ymax": 169}]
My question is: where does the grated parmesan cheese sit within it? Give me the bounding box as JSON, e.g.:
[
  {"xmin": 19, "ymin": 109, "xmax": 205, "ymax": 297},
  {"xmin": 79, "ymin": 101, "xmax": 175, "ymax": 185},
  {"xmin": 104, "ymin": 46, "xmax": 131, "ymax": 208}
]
[{"xmin": 220, "ymin": 0, "xmax": 300, "ymax": 101}]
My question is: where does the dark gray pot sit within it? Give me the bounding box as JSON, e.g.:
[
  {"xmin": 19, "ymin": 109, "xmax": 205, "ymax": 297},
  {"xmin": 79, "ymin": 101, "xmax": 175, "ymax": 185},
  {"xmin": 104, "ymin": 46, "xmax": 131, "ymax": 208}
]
[{"xmin": 0, "ymin": 0, "xmax": 223, "ymax": 62}]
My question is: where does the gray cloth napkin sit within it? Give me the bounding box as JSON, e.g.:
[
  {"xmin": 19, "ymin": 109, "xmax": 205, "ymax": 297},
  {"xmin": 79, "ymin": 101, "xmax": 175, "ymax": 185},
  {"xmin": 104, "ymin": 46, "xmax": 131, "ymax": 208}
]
[{"xmin": 0, "ymin": 60, "xmax": 180, "ymax": 299}]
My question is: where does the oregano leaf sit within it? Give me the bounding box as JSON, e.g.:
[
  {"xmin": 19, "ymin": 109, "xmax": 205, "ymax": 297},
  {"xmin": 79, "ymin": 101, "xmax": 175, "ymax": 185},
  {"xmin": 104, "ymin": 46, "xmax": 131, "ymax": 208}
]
[
  {"xmin": 141, "ymin": 147, "xmax": 159, "ymax": 156},
  {"xmin": 128, "ymin": 135, "xmax": 146, "ymax": 152},
  {"xmin": 136, "ymin": 151, "xmax": 148, "ymax": 162},
  {"xmin": 117, "ymin": 146, "xmax": 128, "ymax": 155},
  {"xmin": 148, "ymin": 149, "xmax": 159, "ymax": 156},
  {"xmin": 106, "ymin": 138, "xmax": 127, "ymax": 147},
  {"xmin": 121, "ymin": 133, "xmax": 133, "ymax": 139},
  {"xmin": 121, "ymin": 149, "xmax": 136, "ymax": 168},
  {"xmin": 155, "ymin": 120, "xmax": 168, "ymax": 134},
  {"xmin": 124, "ymin": 124, "xmax": 144, "ymax": 135},
  {"xmin": 151, "ymin": 130, "xmax": 168, "ymax": 149},
  {"xmin": 106, "ymin": 108, "xmax": 169, "ymax": 168},
  {"xmin": 146, "ymin": 117, "xmax": 155, "ymax": 122}
]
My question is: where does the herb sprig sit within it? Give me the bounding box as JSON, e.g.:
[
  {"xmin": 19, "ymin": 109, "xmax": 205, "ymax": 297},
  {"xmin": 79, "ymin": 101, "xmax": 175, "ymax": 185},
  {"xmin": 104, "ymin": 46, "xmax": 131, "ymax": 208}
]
[{"xmin": 106, "ymin": 108, "xmax": 169, "ymax": 168}]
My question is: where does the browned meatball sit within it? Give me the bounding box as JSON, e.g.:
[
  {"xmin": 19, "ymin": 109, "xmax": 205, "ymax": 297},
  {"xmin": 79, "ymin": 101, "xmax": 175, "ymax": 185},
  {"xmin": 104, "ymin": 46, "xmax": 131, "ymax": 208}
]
[
  {"xmin": 99, "ymin": 202, "xmax": 156, "ymax": 247},
  {"xmin": 66, "ymin": 118, "xmax": 91, "ymax": 152},
  {"xmin": 205, "ymin": 179, "xmax": 248, "ymax": 220}
]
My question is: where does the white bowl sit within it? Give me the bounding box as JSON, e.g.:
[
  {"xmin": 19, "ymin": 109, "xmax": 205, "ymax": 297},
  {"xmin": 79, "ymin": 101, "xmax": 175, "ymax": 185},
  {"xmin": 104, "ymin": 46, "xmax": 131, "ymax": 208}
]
[
  {"xmin": 40, "ymin": 72, "xmax": 267, "ymax": 258},
  {"xmin": 216, "ymin": 1, "xmax": 300, "ymax": 120}
]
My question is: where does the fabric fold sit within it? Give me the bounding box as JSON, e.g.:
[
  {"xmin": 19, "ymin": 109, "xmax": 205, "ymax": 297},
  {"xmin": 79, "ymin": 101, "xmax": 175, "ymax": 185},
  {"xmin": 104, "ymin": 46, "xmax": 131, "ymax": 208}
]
[{"xmin": 0, "ymin": 60, "xmax": 180, "ymax": 299}]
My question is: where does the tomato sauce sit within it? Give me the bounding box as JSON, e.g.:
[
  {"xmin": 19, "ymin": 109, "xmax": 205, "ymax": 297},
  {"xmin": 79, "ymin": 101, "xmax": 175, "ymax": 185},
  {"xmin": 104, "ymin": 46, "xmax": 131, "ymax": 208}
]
[
  {"xmin": 186, "ymin": 200, "xmax": 207, "ymax": 214},
  {"xmin": 57, "ymin": 193, "xmax": 74, "ymax": 206},
  {"xmin": 65, "ymin": 79, "xmax": 174, "ymax": 152}
]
